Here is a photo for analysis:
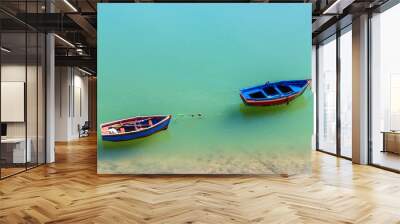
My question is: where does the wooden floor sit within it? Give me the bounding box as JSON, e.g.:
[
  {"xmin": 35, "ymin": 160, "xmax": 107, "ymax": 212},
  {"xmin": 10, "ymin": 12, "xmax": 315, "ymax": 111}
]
[
  {"xmin": 0, "ymin": 167, "xmax": 26, "ymax": 178},
  {"xmin": 373, "ymin": 151, "xmax": 400, "ymax": 171},
  {"xmin": 1, "ymin": 136, "xmax": 400, "ymax": 224}
]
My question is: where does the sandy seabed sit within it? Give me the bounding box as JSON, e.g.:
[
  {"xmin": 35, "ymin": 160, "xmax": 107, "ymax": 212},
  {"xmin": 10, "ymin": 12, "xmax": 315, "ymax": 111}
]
[{"xmin": 98, "ymin": 150, "xmax": 311, "ymax": 175}]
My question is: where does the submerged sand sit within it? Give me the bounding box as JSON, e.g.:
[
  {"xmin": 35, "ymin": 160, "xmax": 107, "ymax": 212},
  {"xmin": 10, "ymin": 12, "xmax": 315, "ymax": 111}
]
[{"xmin": 98, "ymin": 150, "xmax": 310, "ymax": 175}]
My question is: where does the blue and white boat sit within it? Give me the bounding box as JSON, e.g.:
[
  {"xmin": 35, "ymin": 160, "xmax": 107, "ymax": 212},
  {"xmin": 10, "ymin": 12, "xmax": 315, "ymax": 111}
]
[
  {"xmin": 240, "ymin": 79, "xmax": 311, "ymax": 106},
  {"xmin": 101, "ymin": 115, "xmax": 172, "ymax": 142}
]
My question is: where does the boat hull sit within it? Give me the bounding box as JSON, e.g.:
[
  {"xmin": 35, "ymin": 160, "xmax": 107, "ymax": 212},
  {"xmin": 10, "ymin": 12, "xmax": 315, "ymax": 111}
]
[
  {"xmin": 240, "ymin": 79, "xmax": 310, "ymax": 106},
  {"xmin": 101, "ymin": 115, "xmax": 171, "ymax": 142}
]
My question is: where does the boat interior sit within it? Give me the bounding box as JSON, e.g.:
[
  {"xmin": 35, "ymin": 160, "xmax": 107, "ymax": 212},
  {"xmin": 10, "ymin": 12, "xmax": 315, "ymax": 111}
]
[
  {"xmin": 102, "ymin": 118, "xmax": 161, "ymax": 135},
  {"xmin": 246, "ymin": 80, "xmax": 309, "ymax": 99}
]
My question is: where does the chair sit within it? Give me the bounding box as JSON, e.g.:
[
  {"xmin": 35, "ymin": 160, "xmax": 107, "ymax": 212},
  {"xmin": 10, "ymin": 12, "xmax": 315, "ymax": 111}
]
[{"xmin": 79, "ymin": 121, "xmax": 90, "ymax": 138}]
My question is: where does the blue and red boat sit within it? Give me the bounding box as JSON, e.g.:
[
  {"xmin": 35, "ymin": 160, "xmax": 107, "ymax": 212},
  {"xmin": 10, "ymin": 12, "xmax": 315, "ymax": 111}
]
[
  {"xmin": 240, "ymin": 79, "xmax": 311, "ymax": 106},
  {"xmin": 101, "ymin": 115, "xmax": 172, "ymax": 142}
]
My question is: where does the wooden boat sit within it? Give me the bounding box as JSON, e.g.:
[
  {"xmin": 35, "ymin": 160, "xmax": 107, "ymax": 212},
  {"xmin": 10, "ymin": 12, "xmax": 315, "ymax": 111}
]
[
  {"xmin": 101, "ymin": 115, "xmax": 172, "ymax": 142},
  {"xmin": 240, "ymin": 79, "xmax": 311, "ymax": 106}
]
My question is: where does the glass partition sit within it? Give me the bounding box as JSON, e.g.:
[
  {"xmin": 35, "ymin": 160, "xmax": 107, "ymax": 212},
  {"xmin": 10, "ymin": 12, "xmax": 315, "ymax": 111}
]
[
  {"xmin": 0, "ymin": 1, "xmax": 46, "ymax": 179},
  {"xmin": 339, "ymin": 27, "xmax": 352, "ymax": 158},
  {"xmin": 317, "ymin": 35, "xmax": 337, "ymax": 154},
  {"xmin": 38, "ymin": 32, "xmax": 46, "ymax": 165},
  {"xmin": 1, "ymin": 31, "xmax": 28, "ymax": 177},
  {"xmin": 371, "ymin": 4, "xmax": 400, "ymax": 171},
  {"xmin": 27, "ymin": 30, "xmax": 38, "ymax": 169}
]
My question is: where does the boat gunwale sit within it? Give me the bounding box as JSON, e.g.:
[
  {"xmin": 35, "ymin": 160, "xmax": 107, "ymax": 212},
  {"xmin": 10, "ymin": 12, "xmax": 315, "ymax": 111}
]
[{"xmin": 101, "ymin": 115, "xmax": 171, "ymax": 137}]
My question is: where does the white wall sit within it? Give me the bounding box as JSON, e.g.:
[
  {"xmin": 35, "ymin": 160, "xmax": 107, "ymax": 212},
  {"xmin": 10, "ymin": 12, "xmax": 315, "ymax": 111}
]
[
  {"xmin": 72, "ymin": 73, "xmax": 89, "ymax": 138},
  {"xmin": 55, "ymin": 67, "xmax": 89, "ymax": 141},
  {"xmin": 55, "ymin": 67, "xmax": 69, "ymax": 141}
]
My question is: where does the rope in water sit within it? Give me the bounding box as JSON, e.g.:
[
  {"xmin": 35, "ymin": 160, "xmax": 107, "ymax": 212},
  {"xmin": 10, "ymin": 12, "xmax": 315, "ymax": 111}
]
[{"xmin": 175, "ymin": 113, "xmax": 203, "ymax": 118}]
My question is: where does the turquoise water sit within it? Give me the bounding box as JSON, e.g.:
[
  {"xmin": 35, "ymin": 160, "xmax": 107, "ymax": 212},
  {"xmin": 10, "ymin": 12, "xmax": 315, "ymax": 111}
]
[{"xmin": 97, "ymin": 4, "xmax": 312, "ymax": 174}]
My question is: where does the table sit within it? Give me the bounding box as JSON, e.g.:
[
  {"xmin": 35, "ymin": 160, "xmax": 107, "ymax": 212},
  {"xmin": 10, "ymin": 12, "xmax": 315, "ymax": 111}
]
[
  {"xmin": 381, "ymin": 131, "xmax": 400, "ymax": 154},
  {"xmin": 1, "ymin": 138, "xmax": 32, "ymax": 163}
]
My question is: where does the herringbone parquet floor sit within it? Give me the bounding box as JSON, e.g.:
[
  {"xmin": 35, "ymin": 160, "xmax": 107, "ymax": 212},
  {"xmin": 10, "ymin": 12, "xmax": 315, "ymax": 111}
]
[{"xmin": 1, "ymin": 135, "xmax": 400, "ymax": 224}]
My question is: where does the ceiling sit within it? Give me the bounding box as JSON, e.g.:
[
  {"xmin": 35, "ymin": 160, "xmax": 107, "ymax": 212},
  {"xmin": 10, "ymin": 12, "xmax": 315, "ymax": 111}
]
[{"xmin": 0, "ymin": 0, "xmax": 391, "ymax": 75}]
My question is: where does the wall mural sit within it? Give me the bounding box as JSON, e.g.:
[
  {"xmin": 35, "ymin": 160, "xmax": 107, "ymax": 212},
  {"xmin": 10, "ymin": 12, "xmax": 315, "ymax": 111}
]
[{"xmin": 98, "ymin": 4, "xmax": 312, "ymax": 174}]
